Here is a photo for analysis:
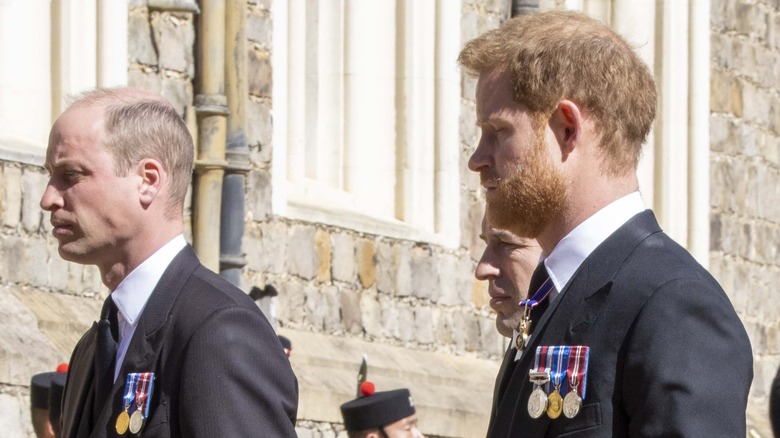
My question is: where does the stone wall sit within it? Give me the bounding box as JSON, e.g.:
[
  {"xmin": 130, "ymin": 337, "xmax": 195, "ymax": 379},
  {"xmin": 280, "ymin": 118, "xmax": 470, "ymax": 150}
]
[{"xmin": 710, "ymin": 0, "xmax": 780, "ymax": 435}]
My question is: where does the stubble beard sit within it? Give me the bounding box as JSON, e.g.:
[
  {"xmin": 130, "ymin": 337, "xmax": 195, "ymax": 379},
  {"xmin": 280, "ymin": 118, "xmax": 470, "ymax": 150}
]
[{"xmin": 486, "ymin": 134, "xmax": 568, "ymax": 239}]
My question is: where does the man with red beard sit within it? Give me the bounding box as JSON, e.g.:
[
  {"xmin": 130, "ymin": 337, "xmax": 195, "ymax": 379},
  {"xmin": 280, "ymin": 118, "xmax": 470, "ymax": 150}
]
[{"xmin": 460, "ymin": 11, "xmax": 752, "ymax": 438}]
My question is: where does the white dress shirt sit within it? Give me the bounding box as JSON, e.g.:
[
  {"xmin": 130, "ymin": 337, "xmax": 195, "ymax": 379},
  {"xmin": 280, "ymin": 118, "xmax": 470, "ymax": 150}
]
[
  {"xmin": 514, "ymin": 192, "xmax": 646, "ymax": 359},
  {"xmin": 110, "ymin": 235, "xmax": 187, "ymax": 381}
]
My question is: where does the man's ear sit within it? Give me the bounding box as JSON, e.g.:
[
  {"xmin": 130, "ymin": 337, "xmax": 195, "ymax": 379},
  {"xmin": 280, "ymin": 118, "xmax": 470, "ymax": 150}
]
[
  {"xmin": 549, "ymin": 100, "xmax": 583, "ymax": 158},
  {"xmin": 138, "ymin": 158, "xmax": 164, "ymax": 206}
]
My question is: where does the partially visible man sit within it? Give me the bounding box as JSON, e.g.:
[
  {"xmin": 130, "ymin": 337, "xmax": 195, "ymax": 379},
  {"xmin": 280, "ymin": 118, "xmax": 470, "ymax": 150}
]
[
  {"xmin": 340, "ymin": 384, "xmax": 424, "ymax": 438},
  {"xmin": 30, "ymin": 363, "xmax": 68, "ymax": 438},
  {"xmin": 31, "ymin": 371, "xmax": 57, "ymax": 438},
  {"xmin": 41, "ymin": 87, "xmax": 297, "ymax": 437},
  {"xmin": 460, "ymin": 10, "xmax": 752, "ymax": 437},
  {"xmin": 476, "ymin": 213, "xmax": 543, "ymax": 339},
  {"xmin": 475, "ymin": 213, "xmax": 542, "ymax": 429}
]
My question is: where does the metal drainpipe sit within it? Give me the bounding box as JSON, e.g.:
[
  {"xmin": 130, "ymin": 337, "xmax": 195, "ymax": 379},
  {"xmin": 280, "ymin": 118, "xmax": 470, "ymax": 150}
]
[
  {"xmin": 193, "ymin": 0, "xmax": 228, "ymax": 272},
  {"xmin": 220, "ymin": 0, "xmax": 250, "ymax": 287},
  {"xmin": 511, "ymin": 0, "xmax": 540, "ymax": 17}
]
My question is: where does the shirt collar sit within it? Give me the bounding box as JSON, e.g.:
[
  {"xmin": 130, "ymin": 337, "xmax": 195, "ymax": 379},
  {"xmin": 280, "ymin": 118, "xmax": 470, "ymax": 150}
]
[
  {"xmin": 111, "ymin": 235, "xmax": 187, "ymax": 325},
  {"xmin": 544, "ymin": 192, "xmax": 646, "ymax": 293}
]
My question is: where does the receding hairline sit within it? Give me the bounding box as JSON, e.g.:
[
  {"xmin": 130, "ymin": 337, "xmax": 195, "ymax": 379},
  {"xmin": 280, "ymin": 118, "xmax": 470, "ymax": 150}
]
[{"xmin": 65, "ymin": 87, "xmax": 173, "ymax": 113}]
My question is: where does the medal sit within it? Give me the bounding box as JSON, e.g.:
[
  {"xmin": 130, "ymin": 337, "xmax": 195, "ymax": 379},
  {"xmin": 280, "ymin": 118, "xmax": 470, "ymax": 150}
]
[
  {"xmin": 129, "ymin": 408, "xmax": 145, "ymax": 434},
  {"xmin": 528, "ymin": 346, "xmax": 553, "ymax": 419},
  {"xmin": 563, "ymin": 391, "xmax": 582, "ymax": 418},
  {"xmin": 546, "ymin": 346, "xmax": 569, "ymax": 419},
  {"xmin": 116, "ymin": 374, "xmax": 140, "ymax": 435},
  {"xmin": 515, "ymin": 276, "xmax": 555, "ymax": 353},
  {"xmin": 563, "ymin": 346, "xmax": 590, "ymax": 419},
  {"xmin": 528, "ymin": 386, "xmax": 548, "ymax": 419},
  {"xmin": 547, "ymin": 387, "xmax": 563, "ymax": 419},
  {"xmin": 115, "ymin": 408, "xmax": 130, "ymax": 435},
  {"xmin": 127, "ymin": 372, "xmax": 155, "ymax": 434}
]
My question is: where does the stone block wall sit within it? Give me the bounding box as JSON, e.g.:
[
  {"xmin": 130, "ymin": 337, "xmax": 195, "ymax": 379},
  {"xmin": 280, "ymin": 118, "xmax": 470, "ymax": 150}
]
[{"xmin": 710, "ymin": 0, "xmax": 780, "ymax": 435}]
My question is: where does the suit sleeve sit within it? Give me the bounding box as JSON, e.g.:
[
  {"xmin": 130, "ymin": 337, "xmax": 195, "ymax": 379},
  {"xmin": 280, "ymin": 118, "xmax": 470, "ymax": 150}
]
[
  {"xmin": 621, "ymin": 278, "xmax": 753, "ymax": 437},
  {"xmin": 179, "ymin": 306, "xmax": 298, "ymax": 437}
]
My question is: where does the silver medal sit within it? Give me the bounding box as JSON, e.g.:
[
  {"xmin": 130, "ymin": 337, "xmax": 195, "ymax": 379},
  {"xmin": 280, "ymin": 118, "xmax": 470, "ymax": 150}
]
[
  {"xmin": 527, "ymin": 387, "xmax": 548, "ymax": 419},
  {"xmin": 128, "ymin": 410, "xmax": 145, "ymax": 434},
  {"xmin": 563, "ymin": 391, "xmax": 582, "ymax": 418}
]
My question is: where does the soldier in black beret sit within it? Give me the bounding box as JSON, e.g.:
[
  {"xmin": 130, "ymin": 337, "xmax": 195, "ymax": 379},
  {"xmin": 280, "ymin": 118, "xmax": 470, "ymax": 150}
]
[
  {"xmin": 31, "ymin": 372, "xmax": 56, "ymax": 438},
  {"xmin": 340, "ymin": 382, "xmax": 424, "ymax": 438},
  {"xmin": 30, "ymin": 364, "xmax": 68, "ymax": 438}
]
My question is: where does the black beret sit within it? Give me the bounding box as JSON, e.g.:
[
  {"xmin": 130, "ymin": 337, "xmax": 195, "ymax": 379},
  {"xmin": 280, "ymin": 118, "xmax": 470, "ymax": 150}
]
[
  {"xmin": 31, "ymin": 372, "xmax": 56, "ymax": 409},
  {"xmin": 49, "ymin": 372, "xmax": 67, "ymax": 424},
  {"xmin": 340, "ymin": 389, "xmax": 415, "ymax": 431}
]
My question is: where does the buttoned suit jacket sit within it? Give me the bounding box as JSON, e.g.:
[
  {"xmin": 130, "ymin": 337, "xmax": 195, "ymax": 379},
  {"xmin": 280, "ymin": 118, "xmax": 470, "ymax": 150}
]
[
  {"xmin": 60, "ymin": 246, "xmax": 298, "ymax": 438},
  {"xmin": 486, "ymin": 210, "xmax": 753, "ymax": 437}
]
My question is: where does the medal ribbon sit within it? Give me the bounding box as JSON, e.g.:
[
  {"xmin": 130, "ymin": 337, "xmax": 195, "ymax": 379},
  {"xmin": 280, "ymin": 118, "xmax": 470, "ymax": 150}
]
[
  {"xmin": 122, "ymin": 373, "xmax": 139, "ymax": 411},
  {"xmin": 566, "ymin": 346, "xmax": 590, "ymax": 398},
  {"xmin": 550, "ymin": 346, "xmax": 570, "ymax": 396},
  {"xmin": 519, "ymin": 277, "xmax": 554, "ymax": 309},
  {"xmin": 133, "ymin": 373, "xmax": 155, "ymax": 417}
]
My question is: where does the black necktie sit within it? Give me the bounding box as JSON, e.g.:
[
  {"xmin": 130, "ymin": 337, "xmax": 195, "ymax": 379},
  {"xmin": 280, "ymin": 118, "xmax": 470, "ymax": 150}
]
[
  {"xmin": 527, "ymin": 262, "xmax": 551, "ymax": 326},
  {"xmin": 93, "ymin": 295, "xmax": 118, "ymax": 424}
]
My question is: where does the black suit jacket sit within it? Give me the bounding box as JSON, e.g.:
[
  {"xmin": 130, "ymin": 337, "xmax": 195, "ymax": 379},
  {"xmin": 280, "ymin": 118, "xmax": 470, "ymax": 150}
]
[
  {"xmin": 487, "ymin": 210, "xmax": 753, "ymax": 437},
  {"xmin": 61, "ymin": 246, "xmax": 298, "ymax": 438}
]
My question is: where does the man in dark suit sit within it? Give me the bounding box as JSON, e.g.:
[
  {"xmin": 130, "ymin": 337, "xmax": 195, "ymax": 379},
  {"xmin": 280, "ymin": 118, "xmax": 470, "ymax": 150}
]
[
  {"xmin": 40, "ymin": 87, "xmax": 298, "ymax": 437},
  {"xmin": 459, "ymin": 10, "xmax": 753, "ymax": 437}
]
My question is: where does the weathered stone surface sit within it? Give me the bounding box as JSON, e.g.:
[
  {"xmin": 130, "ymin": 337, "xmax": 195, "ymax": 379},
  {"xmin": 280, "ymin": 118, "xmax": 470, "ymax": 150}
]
[
  {"xmin": 410, "ymin": 246, "xmax": 436, "ymax": 300},
  {"xmin": 278, "ymin": 280, "xmax": 305, "ymax": 325},
  {"xmin": 287, "ymin": 225, "xmax": 319, "ymax": 280},
  {"xmin": 246, "ymin": 99, "xmax": 273, "ymax": 164},
  {"xmin": 153, "ymin": 12, "xmax": 195, "ymax": 75},
  {"xmin": 357, "ymin": 240, "xmax": 377, "ymax": 288},
  {"xmin": 339, "ymin": 287, "xmax": 362, "ymax": 334},
  {"xmin": 415, "ymin": 306, "xmax": 434, "ymax": 345},
  {"xmin": 322, "ymin": 285, "xmax": 340, "ymax": 332},
  {"xmin": 2, "ymin": 165, "xmax": 21, "ymax": 229},
  {"xmin": 21, "ymin": 169, "xmax": 45, "ymax": 233},
  {"xmin": 437, "ymin": 253, "xmax": 459, "ymax": 305},
  {"xmin": 304, "ymin": 284, "xmax": 324, "ymax": 329},
  {"xmin": 0, "ymin": 286, "xmax": 64, "ymax": 385},
  {"xmin": 128, "ymin": 69, "xmax": 163, "ymax": 95},
  {"xmin": 331, "ymin": 234, "xmax": 356, "ymax": 283},
  {"xmin": 360, "ymin": 289, "xmax": 383, "ymax": 338},
  {"xmin": 0, "ymin": 392, "xmax": 32, "ymax": 438},
  {"xmin": 379, "ymin": 294, "xmax": 398, "ymax": 339},
  {"xmin": 458, "ymin": 255, "xmax": 476, "ymax": 306},
  {"xmin": 397, "ymin": 303, "xmax": 415, "ymax": 342},
  {"xmin": 246, "ymin": 169, "xmax": 272, "ymax": 221},
  {"xmin": 247, "ymin": 4, "xmax": 272, "ymax": 44},
  {"xmin": 394, "ymin": 242, "xmax": 413, "ymax": 297},
  {"xmin": 315, "ymin": 230, "xmax": 332, "ymax": 283},
  {"xmin": 375, "ymin": 240, "xmax": 394, "ymax": 294},
  {"xmin": 249, "ymin": 47, "xmax": 272, "ymax": 98},
  {"xmin": 129, "ymin": 9, "xmax": 158, "ymax": 66},
  {"xmin": 159, "ymin": 76, "xmax": 192, "ymax": 116}
]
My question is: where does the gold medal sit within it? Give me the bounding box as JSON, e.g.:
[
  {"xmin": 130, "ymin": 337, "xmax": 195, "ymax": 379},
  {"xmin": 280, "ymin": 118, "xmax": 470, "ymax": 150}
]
[
  {"xmin": 546, "ymin": 386, "xmax": 563, "ymax": 419},
  {"xmin": 115, "ymin": 408, "xmax": 130, "ymax": 435},
  {"xmin": 515, "ymin": 307, "xmax": 533, "ymax": 351},
  {"xmin": 129, "ymin": 409, "xmax": 145, "ymax": 434},
  {"xmin": 563, "ymin": 391, "xmax": 582, "ymax": 418}
]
